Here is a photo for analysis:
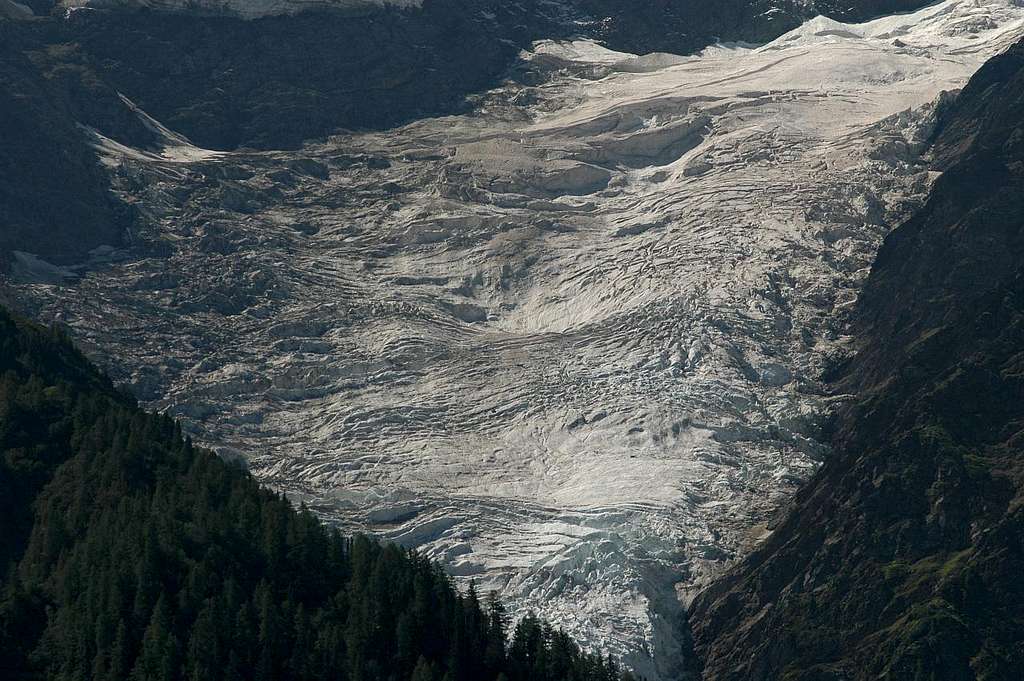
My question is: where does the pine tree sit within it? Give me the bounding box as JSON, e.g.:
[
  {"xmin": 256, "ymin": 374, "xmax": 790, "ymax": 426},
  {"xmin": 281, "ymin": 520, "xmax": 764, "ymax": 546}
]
[
  {"xmin": 410, "ymin": 655, "xmax": 436, "ymax": 681},
  {"xmin": 0, "ymin": 307, "xmax": 637, "ymax": 681},
  {"xmin": 185, "ymin": 601, "xmax": 219, "ymax": 681},
  {"xmin": 484, "ymin": 593, "xmax": 507, "ymax": 673},
  {"xmin": 108, "ymin": 621, "xmax": 129, "ymax": 681},
  {"xmin": 131, "ymin": 595, "xmax": 178, "ymax": 681}
]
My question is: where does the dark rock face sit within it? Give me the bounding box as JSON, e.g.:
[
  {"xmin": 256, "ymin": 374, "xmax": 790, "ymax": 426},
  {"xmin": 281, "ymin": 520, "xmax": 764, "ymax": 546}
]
[
  {"xmin": 813, "ymin": 0, "xmax": 934, "ymax": 22},
  {"xmin": 571, "ymin": 0, "xmax": 934, "ymax": 55},
  {"xmin": 7, "ymin": 0, "xmax": 943, "ymax": 150},
  {"xmin": 14, "ymin": 4, "xmax": 539, "ymax": 152},
  {"xmin": 481, "ymin": 0, "xmax": 935, "ymax": 58},
  {"xmin": 568, "ymin": 0, "xmax": 807, "ymax": 55},
  {"xmin": 0, "ymin": 25, "xmax": 134, "ymax": 266},
  {"xmin": 0, "ymin": 0, "xmax": 936, "ymax": 268},
  {"xmin": 688, "ymin": 39, "xmax": 1024, "ymax": 681},
  {"xmin": 0, "ymin": 2, "xmax": 539, "ymax": 265}
]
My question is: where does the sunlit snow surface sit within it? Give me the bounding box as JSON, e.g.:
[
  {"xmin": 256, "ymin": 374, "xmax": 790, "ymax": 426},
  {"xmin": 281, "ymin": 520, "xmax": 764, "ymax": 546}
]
[{"xmin": 14, "ymin": 2, "xmax": 1024, "ymax": 678}]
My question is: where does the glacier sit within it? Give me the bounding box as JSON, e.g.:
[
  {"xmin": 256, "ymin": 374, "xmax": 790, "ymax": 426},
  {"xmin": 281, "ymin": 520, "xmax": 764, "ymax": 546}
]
[{"xmin": 10, "ymin": 1, "xmax": 1024, "ymax": 678}]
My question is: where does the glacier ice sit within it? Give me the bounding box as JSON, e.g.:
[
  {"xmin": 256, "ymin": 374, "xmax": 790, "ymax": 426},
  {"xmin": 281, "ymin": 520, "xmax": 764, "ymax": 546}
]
[{"xmin": 12, "ymin": 1, "xmax": 1024, "ymax": 678}]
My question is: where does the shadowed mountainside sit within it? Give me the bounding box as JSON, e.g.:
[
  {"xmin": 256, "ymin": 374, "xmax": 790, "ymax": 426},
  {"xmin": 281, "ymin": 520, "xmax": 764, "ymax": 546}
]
[
  {"xmin": 688, "ymin": 37, "xmax": 1024, "ymax": 681},
  {"xmin": 575, "ymin": 0, "xmax": 935, "ymax": 55},
  {"xmin": 0, "ymin": 0, "xmax": 936, "ymax": 264}
]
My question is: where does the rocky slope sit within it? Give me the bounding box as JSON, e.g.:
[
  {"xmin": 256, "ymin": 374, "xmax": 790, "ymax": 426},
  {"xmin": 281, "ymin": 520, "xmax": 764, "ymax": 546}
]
[
  {"xmin": 0, "ymin": 21, "xmax": 136, "ymax": 267},
  {"xmin": 9, "ymin": 2, "xmax": 1024, "ymax": 678},
  {"xmin": 0, "ymin": 0, "xmax": 543, "ymax": 267},
  {"xmin": 57, "ymin": 0, "xmax": 422, "ymax": 19},
  {"xmin": 572, "ymin": 0, "xmax": 936, "ymax": 55},
  {"xmin": 42, "ymin": 0, "xmax": 935, "ymax": 29},
  {"xmin": 688, "ymin": 35, "xmax": 1024, "ymax": 681},
  {"xmin": 0, "ymin": 0, "xmax": 938, "ymax": 268}
]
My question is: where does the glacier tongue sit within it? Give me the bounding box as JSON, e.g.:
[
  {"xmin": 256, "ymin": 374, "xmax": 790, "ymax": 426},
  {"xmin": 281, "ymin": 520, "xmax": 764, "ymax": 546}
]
[{"xmin": 14, "ymin": 1, "xmax": 1024, "ymax": 678}]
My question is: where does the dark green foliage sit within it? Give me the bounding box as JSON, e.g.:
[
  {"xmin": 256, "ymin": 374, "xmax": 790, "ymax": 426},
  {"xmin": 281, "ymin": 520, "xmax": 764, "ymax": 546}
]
[{"xmin": 0, "ymin": 306, "xmax": 634, "ymax": 681}]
